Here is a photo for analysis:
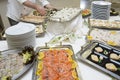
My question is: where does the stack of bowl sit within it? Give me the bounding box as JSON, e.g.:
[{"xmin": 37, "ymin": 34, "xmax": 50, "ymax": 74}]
[
  {"xmin": 91, "ymin": 1, "xmax": 111, "ymax": 20},
  {"xmin": 5, "ymin": 22, "xmax": 36, "ymax": 49}
]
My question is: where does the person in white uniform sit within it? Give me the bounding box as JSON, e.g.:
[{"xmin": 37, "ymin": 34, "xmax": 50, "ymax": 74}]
[{"xmin": 7, "ymin": 0, "xmax": 55, "ymax": 26}]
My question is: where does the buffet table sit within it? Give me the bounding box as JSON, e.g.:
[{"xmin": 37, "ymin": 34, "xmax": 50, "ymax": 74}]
[
  {"xmin": 0, "ymin": 32, "xmax": 113, "ymax": 80},
  {"xmin": 0, "ymin": 16, "xmax": 120, "ymax": 80}
]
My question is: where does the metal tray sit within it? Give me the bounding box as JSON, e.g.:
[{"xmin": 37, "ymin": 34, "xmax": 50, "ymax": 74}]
[
  {"xmin": 76, "ymin": 41, "xmax": 120, "ymax": 80},
  {"xmin": 32, "ymin": 44, "xmax": 82, "ymax": 80},
  {"xmin": 20, "ymin": 16, "xmax": 46, "ymax": 25},
  {"xmin": 89, "ymin": 19, "xmax": 120, "ymax": 30},
  {"xmin": 87, "ymin": 28, "xmax": 120, "ymax": 47},
  {"xmin": 0, "ymin": 49, "xmax": 35, "ymax": 80}
]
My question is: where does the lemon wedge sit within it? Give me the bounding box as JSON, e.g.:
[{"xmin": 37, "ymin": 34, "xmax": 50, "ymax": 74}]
[
  {"xmin": 110, "ymin": 31, "xmax": 117, "ymax": 35},
  {"xmin": 87, "ymin": 35, "xmax": 93, "ymax": 40},
  {"xmin": 107, "ymin": 41, "xmax": 116, "ymax": 46},
  {"xmin": 72, "ymin": 70, "xmax": 77, "ymax": 79},
  {"xmin": 66, "ymin": 49, "xmax": 73, "ymax": 56},
  {"xmin": 38, "ymin": 52, "xmax": 44, "ymax": 60},
  {"xmin": 68, "ymin": 56, "xmax": 73, "ymax": 62},
  {"xmin": 37, "ymin": 61, "xmax": 43, "ymax": 71},
  {"xmin": 72, "ymin": 61, "xmax": 77, "ymax": 69}
]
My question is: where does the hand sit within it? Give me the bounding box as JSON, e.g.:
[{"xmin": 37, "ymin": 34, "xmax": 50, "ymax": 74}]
[
  {"xmin": 44, "ymin": 4, "xmax": 57, "ymax": 10},
  {"xmin": 35, "ymin": 5, "xmax": 47, "ymax": 16}
]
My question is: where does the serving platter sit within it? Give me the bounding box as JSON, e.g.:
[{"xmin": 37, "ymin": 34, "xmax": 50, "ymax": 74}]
[
  {"xmin": 87, "ymin": 28, "xmax": 120, "ymax": 47},
  {"xmin": 32, "ymin": 44, "xmax": 82, "ymax": 80},
  {"xmin": 90, "ymin": 19, "xmax": 120, "ymax": 30},
  {"xmin": 49, "ymin": 8, "xmax": 81, "ymax": 22},
  {"xmin": 0, "ymin": 48, "xmax": 35, "ymax": 80},
  {"xmin": 20, "ymin": 15, "xmax": 46, "ymax": 24},
  {"xmin": 76, "ymin": 41, "xmax": 120, "ymax": 79}
]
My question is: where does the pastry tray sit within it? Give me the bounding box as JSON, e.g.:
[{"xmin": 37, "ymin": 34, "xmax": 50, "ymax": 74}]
[
  {"xmin": 76, "ymin": 41, "xmax": 120, "ymax": 79},
  {"xmin": 0, "ymin": 49, "xmax": 35, "ymax": 80},
  {"xmin": 32, "ymin": 44, "xmax": 82, "ymax": 80}
]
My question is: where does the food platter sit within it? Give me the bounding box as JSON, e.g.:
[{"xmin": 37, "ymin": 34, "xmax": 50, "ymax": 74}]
[
  {"xmin": 81, "ymin": 9, "xmax": 91, "ymax": 18},
  {"xmin": 0, "ymin": 47, "xmax": 35, "ymax": 80},
  {"xmin": 76, "ymin": 41, "xmax": 120, "ymax": 79},
  {"xmin": 87, "ymin": 28, "xmax": 120, "ymax": 47},
  {"xmin": 32, "ymin": 44, "xmax": 82, "ymax": 80},
  {"xmin": 90, "ymin": 19, "xmax": 120, "ymax": 30},
  {"xmin": 49, "ymin": 8, "xmax": 81, "ymax": 22},
  {"xmin": 20, "ymin": 15, "xmax": 46, "ymax": 24}
]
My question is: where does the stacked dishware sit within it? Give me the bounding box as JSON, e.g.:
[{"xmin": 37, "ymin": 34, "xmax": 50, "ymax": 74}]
[
  {"xmin": 91, "ymin": 1, "xmax": 111, "ymax": 20},
  {"xmin": 5, "ymin": 22, "xmax": 36, "ymax": 49}
]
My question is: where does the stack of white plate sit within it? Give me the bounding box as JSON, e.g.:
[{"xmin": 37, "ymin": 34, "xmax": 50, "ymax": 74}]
[
  {"xmin": 5, "ymin": 22, "xmax": 36, "ymax": 49},
  {"xmin": 91, "ymin": 1, "xmax": 111, "ymax": 20}
]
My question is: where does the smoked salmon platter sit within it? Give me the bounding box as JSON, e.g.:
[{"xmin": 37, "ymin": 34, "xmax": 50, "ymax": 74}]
[
  {"xmin": 76, "ymin": 41, "xmax": 120, "ymax": 79},
  {"xmin": 32, "ymin": 45, "xmax": 82, "ymax": 80}
]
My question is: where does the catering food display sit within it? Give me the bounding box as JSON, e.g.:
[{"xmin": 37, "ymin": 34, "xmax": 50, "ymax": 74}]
[
  {"xmin": 81, "ymin": 9, "xmax": 91, "ymax": 18},
  {"xmin": 76, "ymin": 41, "xmax": 120, "ymax": 79},
  {"xmin": 49, "ymin": 8, "xmax": 81, "ymax": 22},
  {"xmin": 0, "ymin": 46, "xmax": 35, "ymax": 80},
  {"xmin": 90, "ymin": 19, "xmax": 120, "ymax": 29},
  {"xmin": 47, "ymin": 8, "xmax": 81, "ymax": 34},
  {"xmin": 32, "ymin": 45, "xmax": 81, "ymax": 80},
  {"xmin": 88, "ymin": 28, "xmax": 120, "ymax": 46}
]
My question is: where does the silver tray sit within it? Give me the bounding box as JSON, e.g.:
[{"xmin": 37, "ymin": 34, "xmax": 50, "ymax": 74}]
[
  {"xmin": 20, "ymin": 16, "xmax": 46, "ymax": 25},
  {"xmin": 32, "ymin": 44, "xmax": 82, "ymax": 80},
  {"xmin": 76, "ymin": 41, "xmax": 120, "ymax": 80},
  {"xmin": 89, "ymin": 19, "xmax": 120, "ymax": 30},
  {"xmin": 87, "ymin": 28, "xmax": 120, "ymax": 47},
  {"xmin": 0, "ymin": 49, "xmax": 35, "ymax": 80}
]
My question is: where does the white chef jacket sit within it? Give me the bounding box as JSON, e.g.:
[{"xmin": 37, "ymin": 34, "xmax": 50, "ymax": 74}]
[{"xmin": 6, "ymin": 0, "xmax": 50, "ymax": 21}]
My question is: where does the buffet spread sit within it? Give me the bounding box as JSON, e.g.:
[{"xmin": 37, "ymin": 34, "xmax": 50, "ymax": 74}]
[{"xmin": 0, "ymin": 6, "xmax": 120, "ymax": 80}]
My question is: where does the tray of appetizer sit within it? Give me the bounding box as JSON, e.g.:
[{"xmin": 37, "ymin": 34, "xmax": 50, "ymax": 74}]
[
  {"xmin": 0, "ymin": 46, "xmax": 35, "ymax": 80},
  {"xmin": 49, "ymin": 8, "xmax": 81, "ymax": 22},
  {"xmin": 32, "ymin": 44, "xmax": 82, "ymax": 80},
  {"xmin": 90, "ymin": 19, "xmax": 120, "ymax": 29},
  {"xmin": 87, "ymin": 28, "xmax": 120, "ymax": 47},
  {"xmin": 81, "ymin": 9, "xmax": 91, "ymax": 18},
  {"xmin": 76, "ymin": 41, "xmax": 120, "ymax": 80}
]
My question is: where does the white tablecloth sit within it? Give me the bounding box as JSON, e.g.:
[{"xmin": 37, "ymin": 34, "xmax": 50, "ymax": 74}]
[{"xmin": 1, "ymin": 16, "xmax": 120, "ymax": 80}]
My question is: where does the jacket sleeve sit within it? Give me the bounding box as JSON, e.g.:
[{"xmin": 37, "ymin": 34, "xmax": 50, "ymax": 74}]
[
  {"xmin": 39, "ymin": 0, "xmax": 50, "ymax": 6},
  {"xmin": 17, "ymin": 0, "xmax": 27, "ymax": 4}
]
